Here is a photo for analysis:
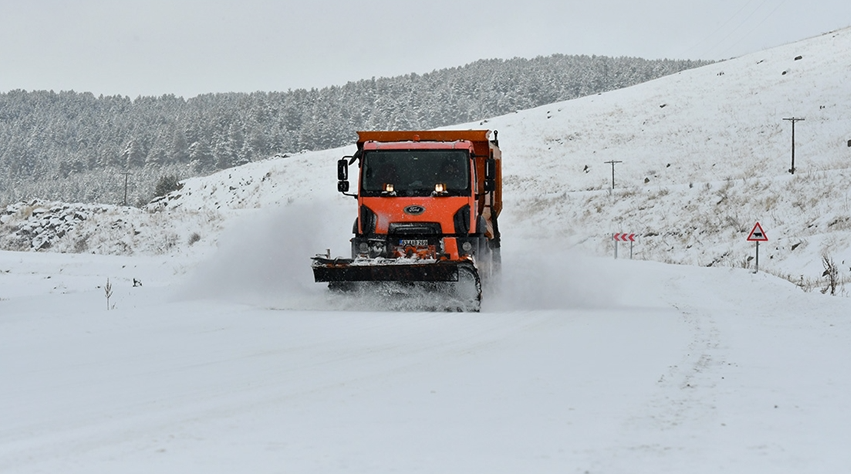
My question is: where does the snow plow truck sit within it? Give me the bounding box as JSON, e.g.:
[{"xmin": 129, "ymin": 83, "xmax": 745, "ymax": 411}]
[{"xmin": 311, "ymin": 130, "xmax": 503, "ymax": 311}]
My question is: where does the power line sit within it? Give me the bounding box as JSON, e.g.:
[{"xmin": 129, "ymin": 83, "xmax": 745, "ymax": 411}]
[
  {"xmin": 680, "ymin": 0, "xmax": 758, "ymax": 58},
  {"xmin": 703, "ymin": 0, "xmax": 774, "ymax": 57},
  {"xmin": 717, "ymin": 0, "xmax": 791, "ymax": 57}
]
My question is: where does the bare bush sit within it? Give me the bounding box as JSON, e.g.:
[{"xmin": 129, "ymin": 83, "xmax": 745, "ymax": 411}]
[
  {"xmin": 73, "ymin": 235, "xmax": 89, "ymax": 253},
  {"xmin": 821, "ymin": 254, "xmax": 840, "ymax": 296},
  {"xmin": 104, "ymin": 278, "xmax": 113, "ymax": 310}
]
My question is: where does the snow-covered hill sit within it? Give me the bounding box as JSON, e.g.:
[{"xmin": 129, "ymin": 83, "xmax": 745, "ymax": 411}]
[
  {"xmin": 486, "ymin": 26, "xmax": 851, "ymax": 283},
  {"xmin": 4, "ymin": 28, "xmax": 851, "ymax": 474},
  {"xmin": 3, "ymin": 28, "xmax": 851, "ymax": 289}
]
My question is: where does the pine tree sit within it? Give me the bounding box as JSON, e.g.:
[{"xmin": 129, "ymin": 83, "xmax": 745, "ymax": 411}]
[
  {"xmin": 121, "ymin": 138, "xmax": 146, "ymax": 169},
  {"xmin": 170, "ymin": 128, "xmax": 190, "ymax": 163},
  {"xmin": 188, "ymin": 141, "xmax": 214, "ymax": 173}
]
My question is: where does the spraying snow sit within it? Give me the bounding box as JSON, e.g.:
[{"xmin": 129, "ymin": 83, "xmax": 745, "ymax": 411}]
[
  {"xmin": 178, "ymin": 200, "xmax": 352, "ymax": 309},
  {"xmin": 488, "ymin": 240, "xmax": 625, "ymax": 311},
  {"xmin": 179, "ymin": 210, "xmax": 623, "ymax": 312}
]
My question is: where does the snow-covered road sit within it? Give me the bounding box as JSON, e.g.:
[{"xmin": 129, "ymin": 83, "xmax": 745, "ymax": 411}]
[{"xmin": 2, "ymin": 249, "xmax": 849, "ymax": 473}]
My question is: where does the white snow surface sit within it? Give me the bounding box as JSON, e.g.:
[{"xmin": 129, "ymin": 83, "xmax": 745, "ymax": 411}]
[{"xmin": 3, "ymin": 28, "xmax": 851, "ymax": 472}]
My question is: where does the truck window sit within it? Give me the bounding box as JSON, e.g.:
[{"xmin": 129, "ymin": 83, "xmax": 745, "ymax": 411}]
[{"xmin": 362, "ymin": 150, "xmax": 470, "ymax": 196}]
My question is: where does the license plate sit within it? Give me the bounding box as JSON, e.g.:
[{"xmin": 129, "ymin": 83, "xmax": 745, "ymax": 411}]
[{"xmin": 399, "ymin": 239, "xmax": 428, "ymax": 247}]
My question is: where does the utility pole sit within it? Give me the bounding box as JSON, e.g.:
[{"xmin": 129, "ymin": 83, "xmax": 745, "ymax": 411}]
[
  {"xmin": 783, "ymin": 117, "xmax": 804, "ymax": 174},
  {"xmin": 603, "ymin": 160, "xmax": 623, "ymax": 189},
  {"xmin": 121, "ymin": 171, "xmax": 131, "ymax": 206}
]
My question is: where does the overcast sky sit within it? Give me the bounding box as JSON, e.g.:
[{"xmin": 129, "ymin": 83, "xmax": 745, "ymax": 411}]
[{"xmin": 1, "ymin": 0, "xmax": 849, "ymax": 98}]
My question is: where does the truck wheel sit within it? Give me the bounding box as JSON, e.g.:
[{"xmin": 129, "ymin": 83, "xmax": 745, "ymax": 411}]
[{"xmin": 453, "ymin": 263, "xmax": 481, "ymax": 312}]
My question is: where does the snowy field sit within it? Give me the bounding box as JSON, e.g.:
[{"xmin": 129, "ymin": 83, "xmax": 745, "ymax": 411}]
[
  {"xmin": 2, "ymin": 241, "xmax": 851, "ymax": 473},
  {"xmin": 3, "ymin": 27, "xmax": 851, "ymax": 472}
]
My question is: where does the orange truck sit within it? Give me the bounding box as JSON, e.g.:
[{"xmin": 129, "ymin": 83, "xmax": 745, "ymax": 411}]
[{"xmin": 311, "ymin": 130, "xmax": 503, "ymax": 311}]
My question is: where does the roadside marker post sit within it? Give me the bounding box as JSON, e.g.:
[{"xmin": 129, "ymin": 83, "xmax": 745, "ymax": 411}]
[
  {"xmin": 613, "ymin": 233, "xmax": 636, "ymax": 259},
  {"xmin": 746, "ymin": 222, "xmax": 769, "ymax": 273}
]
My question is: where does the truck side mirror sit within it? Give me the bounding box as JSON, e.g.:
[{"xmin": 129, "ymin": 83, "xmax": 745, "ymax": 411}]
[
  {"xmin": 338, "ymin": 158, "xmax": 349, "ymax": 181},
  {"xmin": 337, "ymin": 158, "xmax": 351, "ymax": 194}
]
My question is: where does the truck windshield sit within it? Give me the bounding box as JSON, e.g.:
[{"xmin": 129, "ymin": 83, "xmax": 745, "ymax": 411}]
[{"xmin": 361, "ymin": 150, "xmax": 470, "ymax": 196}]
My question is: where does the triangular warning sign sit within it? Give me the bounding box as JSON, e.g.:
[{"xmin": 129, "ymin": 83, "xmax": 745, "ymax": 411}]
[{"xmin": 747, "ymin": 222, "xmax": 768, "ymax": 242}]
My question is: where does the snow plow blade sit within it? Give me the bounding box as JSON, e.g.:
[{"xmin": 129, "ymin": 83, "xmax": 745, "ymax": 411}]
[
  {"xmin": 312, "ymin": 258, "xmax": 463, "ymax": 282},
  {"xmin": 311, "ymin": 257, "xmax": 482, "ymax": 312}
]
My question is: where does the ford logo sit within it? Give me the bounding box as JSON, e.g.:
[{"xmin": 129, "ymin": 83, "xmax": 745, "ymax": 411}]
[{"xmin": 404, "ymin": 205, "xmax": 425, "ymax": 215}]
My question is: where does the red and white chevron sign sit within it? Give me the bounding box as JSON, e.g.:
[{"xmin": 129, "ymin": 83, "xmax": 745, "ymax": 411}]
[{"xmin": 613, "ymin": 233, "xmax": 636, "ymax": 242}]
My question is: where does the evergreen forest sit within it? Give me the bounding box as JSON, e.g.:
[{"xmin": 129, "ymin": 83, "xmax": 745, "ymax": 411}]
[{"xmin": 0, "ymin": 54, "xmax": 711, "ymax": 205}]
